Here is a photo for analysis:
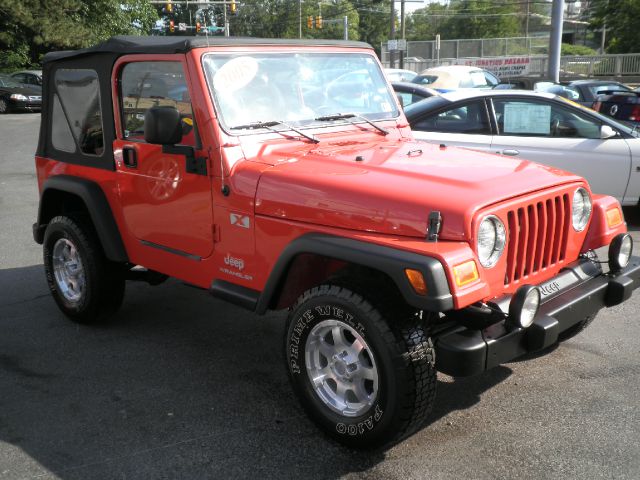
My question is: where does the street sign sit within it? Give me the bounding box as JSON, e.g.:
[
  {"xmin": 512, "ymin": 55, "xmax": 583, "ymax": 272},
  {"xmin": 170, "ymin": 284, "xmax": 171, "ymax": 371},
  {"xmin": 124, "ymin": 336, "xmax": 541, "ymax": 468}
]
[
  {"xmin": 178, "ymin": 22, "xmax": 187, "ymax": 31},
  {"xmin": 387, "ymin": 40, "xmax": 397, "ymax": 51},
  {"xmin": 397, "ymin": 39, "xmax": 406, "ymax": 51}
]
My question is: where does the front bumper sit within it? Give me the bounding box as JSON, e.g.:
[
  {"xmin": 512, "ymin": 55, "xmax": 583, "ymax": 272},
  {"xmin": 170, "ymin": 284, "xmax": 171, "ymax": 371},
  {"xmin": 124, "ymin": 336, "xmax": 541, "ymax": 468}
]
[
  {"xmin": 10, "ymin": 99, "xmax": 41, "ymax": 112},
  {"xmin": 435, "ymin": 255, "xmax": 640, "ymax": 377}
]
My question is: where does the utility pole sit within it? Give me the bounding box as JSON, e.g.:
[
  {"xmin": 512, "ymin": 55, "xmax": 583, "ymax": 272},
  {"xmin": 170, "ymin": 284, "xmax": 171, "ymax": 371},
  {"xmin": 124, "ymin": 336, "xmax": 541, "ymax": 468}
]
[
  {"xmin": 299, "ymin": 0, "xmax": 302, "ymax": 39},
  {"xmin": 344, "ymin": 16, "xmax": 348, "ymax": 40},
  {"xmin": 548, "ymin": 0, "xmax": 564, "ymax": 82},
  {"xmin": 399, "ymin": 0, "xmax": 405, "ymax": 69},
  {"xmin": 389, "ymin": 0, "xmax": 395, "ymax": 68},
  {"xmin": 224, "ymin": 2, "xmax": 228, "ymax": 36}
]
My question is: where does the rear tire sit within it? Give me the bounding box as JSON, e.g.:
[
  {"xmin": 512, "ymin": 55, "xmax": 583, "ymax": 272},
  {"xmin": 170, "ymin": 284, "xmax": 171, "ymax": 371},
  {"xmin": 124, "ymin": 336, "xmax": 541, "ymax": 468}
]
[
  {"xmin": 0, "ymin": 98, "xmax": 9, "ymax": 114},
  {"xmin": 43, "ymin": 215, "xmax": 125, "ymax": 323},
  {"xmin": 285, "ymin": 284, "xmax": 436, "ymax": 448}
]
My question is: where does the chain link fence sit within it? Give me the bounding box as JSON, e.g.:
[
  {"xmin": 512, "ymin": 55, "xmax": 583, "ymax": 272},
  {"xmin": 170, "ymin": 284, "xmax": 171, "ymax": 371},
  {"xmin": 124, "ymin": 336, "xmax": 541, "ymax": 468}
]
[
  {"xmin": 381, "ymin": 37, "xmax": 640, "ymax": 80},
  {"xmin": 382, "ymin": 36, "xmax": 549, "ymax": 64}
]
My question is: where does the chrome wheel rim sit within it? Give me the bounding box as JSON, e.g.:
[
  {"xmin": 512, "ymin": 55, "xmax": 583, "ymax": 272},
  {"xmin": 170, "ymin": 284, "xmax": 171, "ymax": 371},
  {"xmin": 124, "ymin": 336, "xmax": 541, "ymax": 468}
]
[
  {"xmin": 305, "ymin": 319, "xmax": 379, "ymax": 417},
  {"xmin": 52, "ymin": 238, "xmax": 85, "ymax": 303},
  {"xmin": 0, "ymin": 99, "xmax": 7, "ymax": 113}
]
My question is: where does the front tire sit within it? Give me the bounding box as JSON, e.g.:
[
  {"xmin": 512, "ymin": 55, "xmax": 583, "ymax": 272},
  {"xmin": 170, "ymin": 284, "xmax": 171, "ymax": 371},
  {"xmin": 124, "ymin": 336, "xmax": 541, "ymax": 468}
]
[
  {"xmin": 559, "ymin": 314, "xmax": 597, "ymax": 341},
  {"xmin": 285, "ymin": 284, "xmax": 436, "ymax": 448},
  {"xmin": 43, "ymin": 215, "xmax": 125, "ymax": 323}
]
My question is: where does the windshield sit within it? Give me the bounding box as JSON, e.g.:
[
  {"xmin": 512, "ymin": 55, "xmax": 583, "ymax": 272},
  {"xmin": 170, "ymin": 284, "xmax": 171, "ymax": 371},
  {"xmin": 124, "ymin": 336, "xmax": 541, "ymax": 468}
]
[
  {"xmin": 588, "ymin": 83, "xmax": 630, "ymax": 96},
  {"xmin": 202, "ymin": 52, "xmax": 398, "ymax": 131},
  {"xmin": 0, "ymin": 75, "xmax": 22, "ymax": 88}
]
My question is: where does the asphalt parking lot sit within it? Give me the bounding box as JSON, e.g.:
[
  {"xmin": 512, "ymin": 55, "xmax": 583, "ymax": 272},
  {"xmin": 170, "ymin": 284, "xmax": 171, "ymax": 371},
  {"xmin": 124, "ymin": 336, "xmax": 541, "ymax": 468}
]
[{"xmin": 1, "ymin": 113, "xmax": 639, "ymax": 480}]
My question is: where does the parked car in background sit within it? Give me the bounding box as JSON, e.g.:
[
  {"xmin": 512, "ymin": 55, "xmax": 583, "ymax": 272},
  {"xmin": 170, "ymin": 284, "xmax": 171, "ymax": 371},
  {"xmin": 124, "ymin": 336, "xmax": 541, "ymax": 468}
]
[
  {"xmin": 492, "ymin": 77, "xmax": 537, "ymax": 90},
  {"xmin": 537, "ymin": 80, "xmax": 631, "ymax": 108},
  {"xmin": 0, "ymin": 74, "xmax": 42, "ymax": 113},
  {"xmin": 391, "ymin": 81, "xmax": 439, "ymax": 108},
  {"xmin": 405, "ymin": 90, "xmax": 640, "ymax": 206},
  {"xmin": 534, "ymin": 82, "xmax": 582, "ymax": 101},
  {"xmin": 592, "ymin": 90, "xmax": 640, "ymax": 126},
  {"xmin": 384, "ymin": 68, "xmax": 417, "ymax": 82},
  {"xmin": 10, "ymin": 70, "xmax": 43, "ymax": 89},
  {"xmin": 412, "ymin": 66, "xmax": 500, "ymax": 92}
]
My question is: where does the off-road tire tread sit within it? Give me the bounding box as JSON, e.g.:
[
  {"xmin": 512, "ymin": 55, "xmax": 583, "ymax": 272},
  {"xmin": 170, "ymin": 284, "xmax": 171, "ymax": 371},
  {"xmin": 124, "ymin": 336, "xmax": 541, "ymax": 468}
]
[{"xmin": 286, "ymin": 283, "xmax": 437, "ymax": 447}]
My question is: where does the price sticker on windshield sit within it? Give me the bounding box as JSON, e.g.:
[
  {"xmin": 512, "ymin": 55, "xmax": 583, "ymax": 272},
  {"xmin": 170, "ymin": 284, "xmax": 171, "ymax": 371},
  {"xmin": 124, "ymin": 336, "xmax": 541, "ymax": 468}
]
[{"xmin": 213, "ymin": 56, "xmax": 258, "ymax": 93}]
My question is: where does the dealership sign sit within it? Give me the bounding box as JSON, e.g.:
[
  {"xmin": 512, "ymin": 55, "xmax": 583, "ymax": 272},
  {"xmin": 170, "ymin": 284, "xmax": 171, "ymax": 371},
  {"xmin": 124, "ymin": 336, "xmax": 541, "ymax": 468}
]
[{"xmin": 457, "ymin": 57, "xmax": 531, "ymax": 78}]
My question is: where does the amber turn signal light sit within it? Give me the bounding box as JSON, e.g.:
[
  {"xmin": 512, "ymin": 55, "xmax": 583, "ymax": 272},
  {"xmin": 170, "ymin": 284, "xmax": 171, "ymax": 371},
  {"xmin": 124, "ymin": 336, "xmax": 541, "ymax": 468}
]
[
  {"xmin": 606, "ymin": 207, "xmax": 623, "ymax": 228},
  {"xmin": 405, "ymin": 269, "xmax": 427, "ymax": 295},
  {"xmin": 453, "ymin": 260, "xmax": 479, "ymax": 287}
]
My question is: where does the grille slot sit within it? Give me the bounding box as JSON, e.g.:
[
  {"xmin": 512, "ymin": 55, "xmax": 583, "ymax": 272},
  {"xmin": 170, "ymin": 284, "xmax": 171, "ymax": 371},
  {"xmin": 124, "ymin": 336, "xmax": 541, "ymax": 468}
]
[{"xmin": 505, "ymin": 193, "xmax": 570, "ymax": 285}]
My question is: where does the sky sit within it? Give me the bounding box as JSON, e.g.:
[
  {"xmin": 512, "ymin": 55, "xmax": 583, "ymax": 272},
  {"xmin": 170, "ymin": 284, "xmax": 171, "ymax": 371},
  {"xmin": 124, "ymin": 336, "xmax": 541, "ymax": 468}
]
[{"xmin": 403, "ymin": 0, "xmax": 439, "ymax": 13}]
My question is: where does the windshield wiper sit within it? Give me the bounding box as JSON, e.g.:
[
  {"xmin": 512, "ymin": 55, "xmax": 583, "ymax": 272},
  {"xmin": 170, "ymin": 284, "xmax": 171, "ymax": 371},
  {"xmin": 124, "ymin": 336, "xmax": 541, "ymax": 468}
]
[
  {"xmin": 230, "ymin": 120, "xmax": 318, "ymax": 144},
  {"xmin": 314, "ymin": 113, "xmax": 389, "ymax": 136}
]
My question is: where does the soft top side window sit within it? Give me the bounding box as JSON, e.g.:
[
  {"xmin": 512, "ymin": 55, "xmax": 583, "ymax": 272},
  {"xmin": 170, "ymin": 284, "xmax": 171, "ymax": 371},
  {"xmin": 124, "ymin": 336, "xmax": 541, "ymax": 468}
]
[{"xmin": 119, "ymin": 61, "xmax": 198, "ymax": 147}]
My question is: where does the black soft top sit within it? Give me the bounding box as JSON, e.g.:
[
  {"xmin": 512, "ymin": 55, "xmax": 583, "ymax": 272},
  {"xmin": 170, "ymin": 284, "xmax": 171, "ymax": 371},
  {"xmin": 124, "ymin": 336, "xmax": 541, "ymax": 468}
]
[{"xmin": 44, "ymin": 35, "xmax": 373, "ymax": 63}]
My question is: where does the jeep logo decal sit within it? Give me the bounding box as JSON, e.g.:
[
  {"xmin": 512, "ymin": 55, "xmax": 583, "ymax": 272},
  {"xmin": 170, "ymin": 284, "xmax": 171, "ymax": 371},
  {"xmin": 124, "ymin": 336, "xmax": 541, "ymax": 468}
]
[{"xmin": 224, "ymin": 254, "xmax": 245, "ymax": 271}]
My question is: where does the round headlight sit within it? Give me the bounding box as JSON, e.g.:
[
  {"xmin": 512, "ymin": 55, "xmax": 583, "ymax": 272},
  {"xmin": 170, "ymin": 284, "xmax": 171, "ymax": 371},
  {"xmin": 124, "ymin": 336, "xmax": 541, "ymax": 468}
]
[
  {"xmin": 477, "ymin": 215, "xmax": 506, "ymax": 268},
  {"xmin": 609, "ymin": 233, "xmax": 633, "ymax": 272},
  {"xmin": 572, "ymin": 187, "xmax": 592, "ymax": 232},
  {"xmin": 508, "ymin": 285, "xmax": 541, "ymax": 329}
]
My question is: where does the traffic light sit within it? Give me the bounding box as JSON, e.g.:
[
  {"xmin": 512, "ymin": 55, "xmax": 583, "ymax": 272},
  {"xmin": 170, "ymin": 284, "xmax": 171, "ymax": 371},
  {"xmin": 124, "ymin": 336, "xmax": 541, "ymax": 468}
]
[
  {"xmin": 196, "ymin": 21, "xmax": 201, "ymax": 33},
  {"xmin": 169, "ymin": 19, "xmax": 175, "ymax": 33},
  {"xmin": 230, "ymin": 0, "xmax": 236, "ymax": 14},
  {"xmin": 166, "ymin": 1, "xmax": 172, "ymax": 13},
  {"xmin": 307, "ymin": 16, "xmax": 314, "ymax": 29},
  {"xmin": 316, "ymin": 15, "xmax": 322, "ymax": 29}
]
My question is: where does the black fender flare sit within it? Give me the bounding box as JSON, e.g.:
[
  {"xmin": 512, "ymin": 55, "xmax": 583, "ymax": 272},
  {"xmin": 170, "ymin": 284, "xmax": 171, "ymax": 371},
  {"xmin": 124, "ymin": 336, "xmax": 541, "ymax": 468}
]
[
  {"xmin": 255, "ymin": 233, "xmax": 454, "ymax": 314},
  {"xmin": 33, "ymin": 175, "xmax": 128, "ymax": 263}
]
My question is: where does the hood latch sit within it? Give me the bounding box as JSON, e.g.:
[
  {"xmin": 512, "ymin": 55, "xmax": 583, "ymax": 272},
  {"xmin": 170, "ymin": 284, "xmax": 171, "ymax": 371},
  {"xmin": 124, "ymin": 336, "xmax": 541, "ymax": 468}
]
[{"xmin": 427, "ymin": 211, "xmax": 442, "ymax": 242}]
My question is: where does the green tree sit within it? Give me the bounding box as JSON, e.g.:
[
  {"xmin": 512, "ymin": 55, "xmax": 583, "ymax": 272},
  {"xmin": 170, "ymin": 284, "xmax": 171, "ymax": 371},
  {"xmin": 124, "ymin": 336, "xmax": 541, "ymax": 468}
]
[
  {"xmin": 589, "ymin": 0, "xmax": 640, "ymax": 53},
  {"xmin": 444, "ymin": 0, "xmax": 521, "ymax": 39},
  {"xmin": 357, "ymin": 0, "xmax": 391, "ymax": 55},
  {"xmin": 0, "ymin": 0, "xmax": 157, "ymax": 70},
  {"xmin": 405, "ymin": 2, "xmax": 450, "ymax": 41}
]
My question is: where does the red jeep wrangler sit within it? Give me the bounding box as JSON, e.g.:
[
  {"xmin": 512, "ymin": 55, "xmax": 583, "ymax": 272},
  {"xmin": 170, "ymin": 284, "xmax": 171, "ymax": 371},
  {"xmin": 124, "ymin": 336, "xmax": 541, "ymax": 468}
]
[{"xmin": 33, "ymin": 36, "xmax": 639, "ymax": 448}]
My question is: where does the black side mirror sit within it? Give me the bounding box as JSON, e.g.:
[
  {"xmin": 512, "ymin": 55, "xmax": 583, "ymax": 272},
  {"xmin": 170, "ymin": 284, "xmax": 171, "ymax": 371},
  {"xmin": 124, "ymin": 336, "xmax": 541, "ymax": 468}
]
[{"xmin": 144, "ymin": 106, "xmax": 183, "ymax": 145}]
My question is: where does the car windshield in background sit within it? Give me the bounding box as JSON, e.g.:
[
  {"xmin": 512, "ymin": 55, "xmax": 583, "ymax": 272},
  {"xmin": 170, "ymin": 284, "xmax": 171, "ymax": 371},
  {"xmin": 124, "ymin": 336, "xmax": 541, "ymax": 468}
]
[
  {"xmin": 413, "ymin": 75, "xmax": 438, "ymax": 85},
  {"xmin": 465, "ymin": 70, "xmax": 499, "ymax": 88},
  {"xmin": 590, "ymin": 84, "xmax": 631, "ymax": 96},
  {"xmin": 0, "ymin": 75, "xmax": 23, "ymax": 88},
  {"xmin": 202, "ymin": 53, "xmax": 398, "ymax": 132}
]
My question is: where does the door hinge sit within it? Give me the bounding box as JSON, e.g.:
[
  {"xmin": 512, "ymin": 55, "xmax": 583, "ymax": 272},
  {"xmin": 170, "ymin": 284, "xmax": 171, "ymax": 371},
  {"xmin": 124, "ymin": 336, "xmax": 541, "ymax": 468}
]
[
  {"xmin": 212, "ymin": 224, "xmax": 221, "ymax": 243},
  {"xmin": 187, "ymin": 155, "xmax": 208, "ymax": 176}
]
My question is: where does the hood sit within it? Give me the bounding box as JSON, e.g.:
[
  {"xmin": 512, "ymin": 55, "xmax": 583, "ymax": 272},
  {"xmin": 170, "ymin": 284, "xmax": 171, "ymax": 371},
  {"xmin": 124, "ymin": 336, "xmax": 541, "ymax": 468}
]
[
  {"xmin": 0, "ymin": 85, "xmax": 41, "ymax": 96},
  {"xmin": 254, "ymin": 137, "xmax": 583, "ymax": 241}
]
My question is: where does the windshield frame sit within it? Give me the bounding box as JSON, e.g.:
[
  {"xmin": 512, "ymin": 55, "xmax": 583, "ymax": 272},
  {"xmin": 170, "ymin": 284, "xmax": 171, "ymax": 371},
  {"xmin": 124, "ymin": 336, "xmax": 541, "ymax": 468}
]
[{"xmin": 201, "ymin": 50, "xmax": 400, "ymax": 137}]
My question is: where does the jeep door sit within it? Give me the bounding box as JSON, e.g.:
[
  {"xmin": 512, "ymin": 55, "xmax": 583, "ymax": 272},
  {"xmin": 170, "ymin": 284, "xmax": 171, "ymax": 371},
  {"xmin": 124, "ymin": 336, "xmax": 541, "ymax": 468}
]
[{"xmin": 113, "ymin": 57, "xmax": 214, "ymax": 259}]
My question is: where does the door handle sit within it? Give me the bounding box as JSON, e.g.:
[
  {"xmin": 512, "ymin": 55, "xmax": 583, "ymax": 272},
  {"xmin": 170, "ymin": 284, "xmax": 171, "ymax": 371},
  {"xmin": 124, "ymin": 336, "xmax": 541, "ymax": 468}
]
[
  {"xmin": 123, "ymin": 146, "xmax": 137, "ymax": 168},
  {"xmin": 502, "ymin": 149, "xmax": 520, "ymax": 156}
]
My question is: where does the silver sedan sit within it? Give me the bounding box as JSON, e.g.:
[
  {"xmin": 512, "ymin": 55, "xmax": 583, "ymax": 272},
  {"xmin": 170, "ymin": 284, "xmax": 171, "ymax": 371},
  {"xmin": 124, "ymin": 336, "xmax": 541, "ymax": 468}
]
[{"xmin": 405, "ymin": 90, "xmax": 640, "ymax": 206}]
